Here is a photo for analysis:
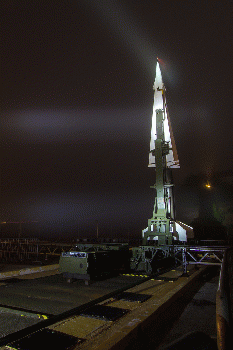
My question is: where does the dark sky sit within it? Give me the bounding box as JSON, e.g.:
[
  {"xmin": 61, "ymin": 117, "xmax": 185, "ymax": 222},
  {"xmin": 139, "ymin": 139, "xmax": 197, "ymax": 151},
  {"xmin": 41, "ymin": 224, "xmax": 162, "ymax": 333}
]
[{"xmin": 1, "ymin": 1, "xmax": 233, "ymax": 238}]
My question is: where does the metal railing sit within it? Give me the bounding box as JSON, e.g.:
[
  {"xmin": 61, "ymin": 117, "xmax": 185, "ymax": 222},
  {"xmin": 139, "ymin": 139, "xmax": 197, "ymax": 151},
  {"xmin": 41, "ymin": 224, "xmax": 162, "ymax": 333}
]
[
  {"xmin": 173, "ymin": 245, "xmax": 227, "ymax": 274},
  {"xmin": 0, "ymin": 239, "xmax": 74, "ymax": 262}
]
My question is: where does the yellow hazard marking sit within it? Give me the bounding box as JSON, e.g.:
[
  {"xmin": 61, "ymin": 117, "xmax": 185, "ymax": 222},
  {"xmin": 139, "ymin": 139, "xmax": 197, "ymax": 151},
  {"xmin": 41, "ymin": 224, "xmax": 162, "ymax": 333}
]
[
  {"xmin": 122, "ymin": 273, "xmax": 148, "ymax": 278},
  {"xmin": 37, "ymin": 314, "xmax": 48, "ymax": 319},
  {"xmin": 151, "ymin": 279, "xmax": 163, "ymax": 281}
]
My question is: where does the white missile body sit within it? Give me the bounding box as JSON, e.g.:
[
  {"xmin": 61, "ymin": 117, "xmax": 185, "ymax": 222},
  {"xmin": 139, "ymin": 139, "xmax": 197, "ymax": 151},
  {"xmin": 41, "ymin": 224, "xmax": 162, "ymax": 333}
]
[{"xmin": 148, "ymin": 62, "xmax": 180, "ymax": 168}]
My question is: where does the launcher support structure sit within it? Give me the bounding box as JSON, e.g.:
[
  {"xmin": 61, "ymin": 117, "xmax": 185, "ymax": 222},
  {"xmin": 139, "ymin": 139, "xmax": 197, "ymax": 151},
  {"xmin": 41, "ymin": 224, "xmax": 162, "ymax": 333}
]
[{"xmin": 142, "ymin": 61, "xmax": 180, "ymax": 246}]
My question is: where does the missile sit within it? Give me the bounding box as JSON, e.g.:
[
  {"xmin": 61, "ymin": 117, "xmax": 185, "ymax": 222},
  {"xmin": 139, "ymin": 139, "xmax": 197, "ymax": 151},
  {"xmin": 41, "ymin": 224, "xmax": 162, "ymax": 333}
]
[{"xmin": 148, "ymin": 60, "xmax": 179, "ymax": 168}]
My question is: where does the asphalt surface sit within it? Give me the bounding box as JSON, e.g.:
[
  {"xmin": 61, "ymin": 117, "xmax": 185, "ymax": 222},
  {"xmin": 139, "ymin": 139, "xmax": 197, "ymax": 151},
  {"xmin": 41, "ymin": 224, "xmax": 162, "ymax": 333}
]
[
  {"xmin": 0, "ymin": 272, "xmax": 145, "ymax": 338},
  {"xmin": 0, "ymin": 274, "xmax": 146, "ymax": 315},
  {"xmin": 0, "ymin": 312, "xmax": 39, "ymax": 339}
]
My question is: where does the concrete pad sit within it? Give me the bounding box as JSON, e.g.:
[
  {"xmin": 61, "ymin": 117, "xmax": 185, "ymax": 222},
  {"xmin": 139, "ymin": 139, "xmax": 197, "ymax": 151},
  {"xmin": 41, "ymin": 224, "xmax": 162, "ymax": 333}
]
[
  {"xmin": 71, "ymin": 266, "xmax": 208, "ymax": 349},
  {"xmin": 18, "ymin": 268, "xmax": 60, "ymax": 279},
  {"xmin": 106, "ymin": 300, "xmax": 141, "ymax": 311},
  {"xmin": 0, "ymin": 264, "xmax": 59, "ymax": 280},
  {"xmin": 49, "ymin": 315, "xmax": 108, "ymax": 338}
]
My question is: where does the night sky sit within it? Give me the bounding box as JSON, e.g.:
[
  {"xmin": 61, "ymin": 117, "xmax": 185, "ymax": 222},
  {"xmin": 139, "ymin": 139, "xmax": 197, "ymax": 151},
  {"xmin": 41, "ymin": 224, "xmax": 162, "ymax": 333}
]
[{"xmin": 1, "ymin": 1, "xmax": 233, "ymax": 239}]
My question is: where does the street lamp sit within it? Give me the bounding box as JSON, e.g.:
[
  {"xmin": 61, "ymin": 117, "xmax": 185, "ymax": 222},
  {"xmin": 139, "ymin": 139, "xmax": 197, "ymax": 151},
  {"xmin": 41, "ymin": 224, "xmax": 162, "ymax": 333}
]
[{"xmin": 204, "ymin": 181, "xmax": 212, "ymax": 190}]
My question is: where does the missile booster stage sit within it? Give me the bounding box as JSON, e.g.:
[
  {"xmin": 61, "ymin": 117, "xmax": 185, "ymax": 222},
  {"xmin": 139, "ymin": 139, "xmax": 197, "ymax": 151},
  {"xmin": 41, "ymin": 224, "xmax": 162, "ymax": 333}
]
[
  {"xmin": 130, "ymin": 60, "xmax": 188, "ymax": 273},
  {"xmin": 145, "ymin": 60, "xmax": 180, "ymax": 246}
]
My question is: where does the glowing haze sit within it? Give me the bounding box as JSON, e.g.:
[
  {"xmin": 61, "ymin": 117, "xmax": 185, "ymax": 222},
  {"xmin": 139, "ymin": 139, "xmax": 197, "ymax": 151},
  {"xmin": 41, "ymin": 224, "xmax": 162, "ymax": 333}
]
[{"xmin": 1, "ymin": 1, "xmax": 233, "ymax": 238}]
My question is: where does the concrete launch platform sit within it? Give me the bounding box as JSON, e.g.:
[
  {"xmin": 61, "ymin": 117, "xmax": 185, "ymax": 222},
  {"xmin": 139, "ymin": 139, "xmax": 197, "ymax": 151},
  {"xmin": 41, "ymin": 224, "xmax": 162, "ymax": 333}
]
[
  {"xmin": 0, "ymin": 262, "xmax": 222, "ymax": 350},
  {"xmin": 68, "ymin": 266, "xmax": 211, "ymax": 350},
  {"xmin": 0, "ymin": 264, "xmax": 215, "ymax": 350}
]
